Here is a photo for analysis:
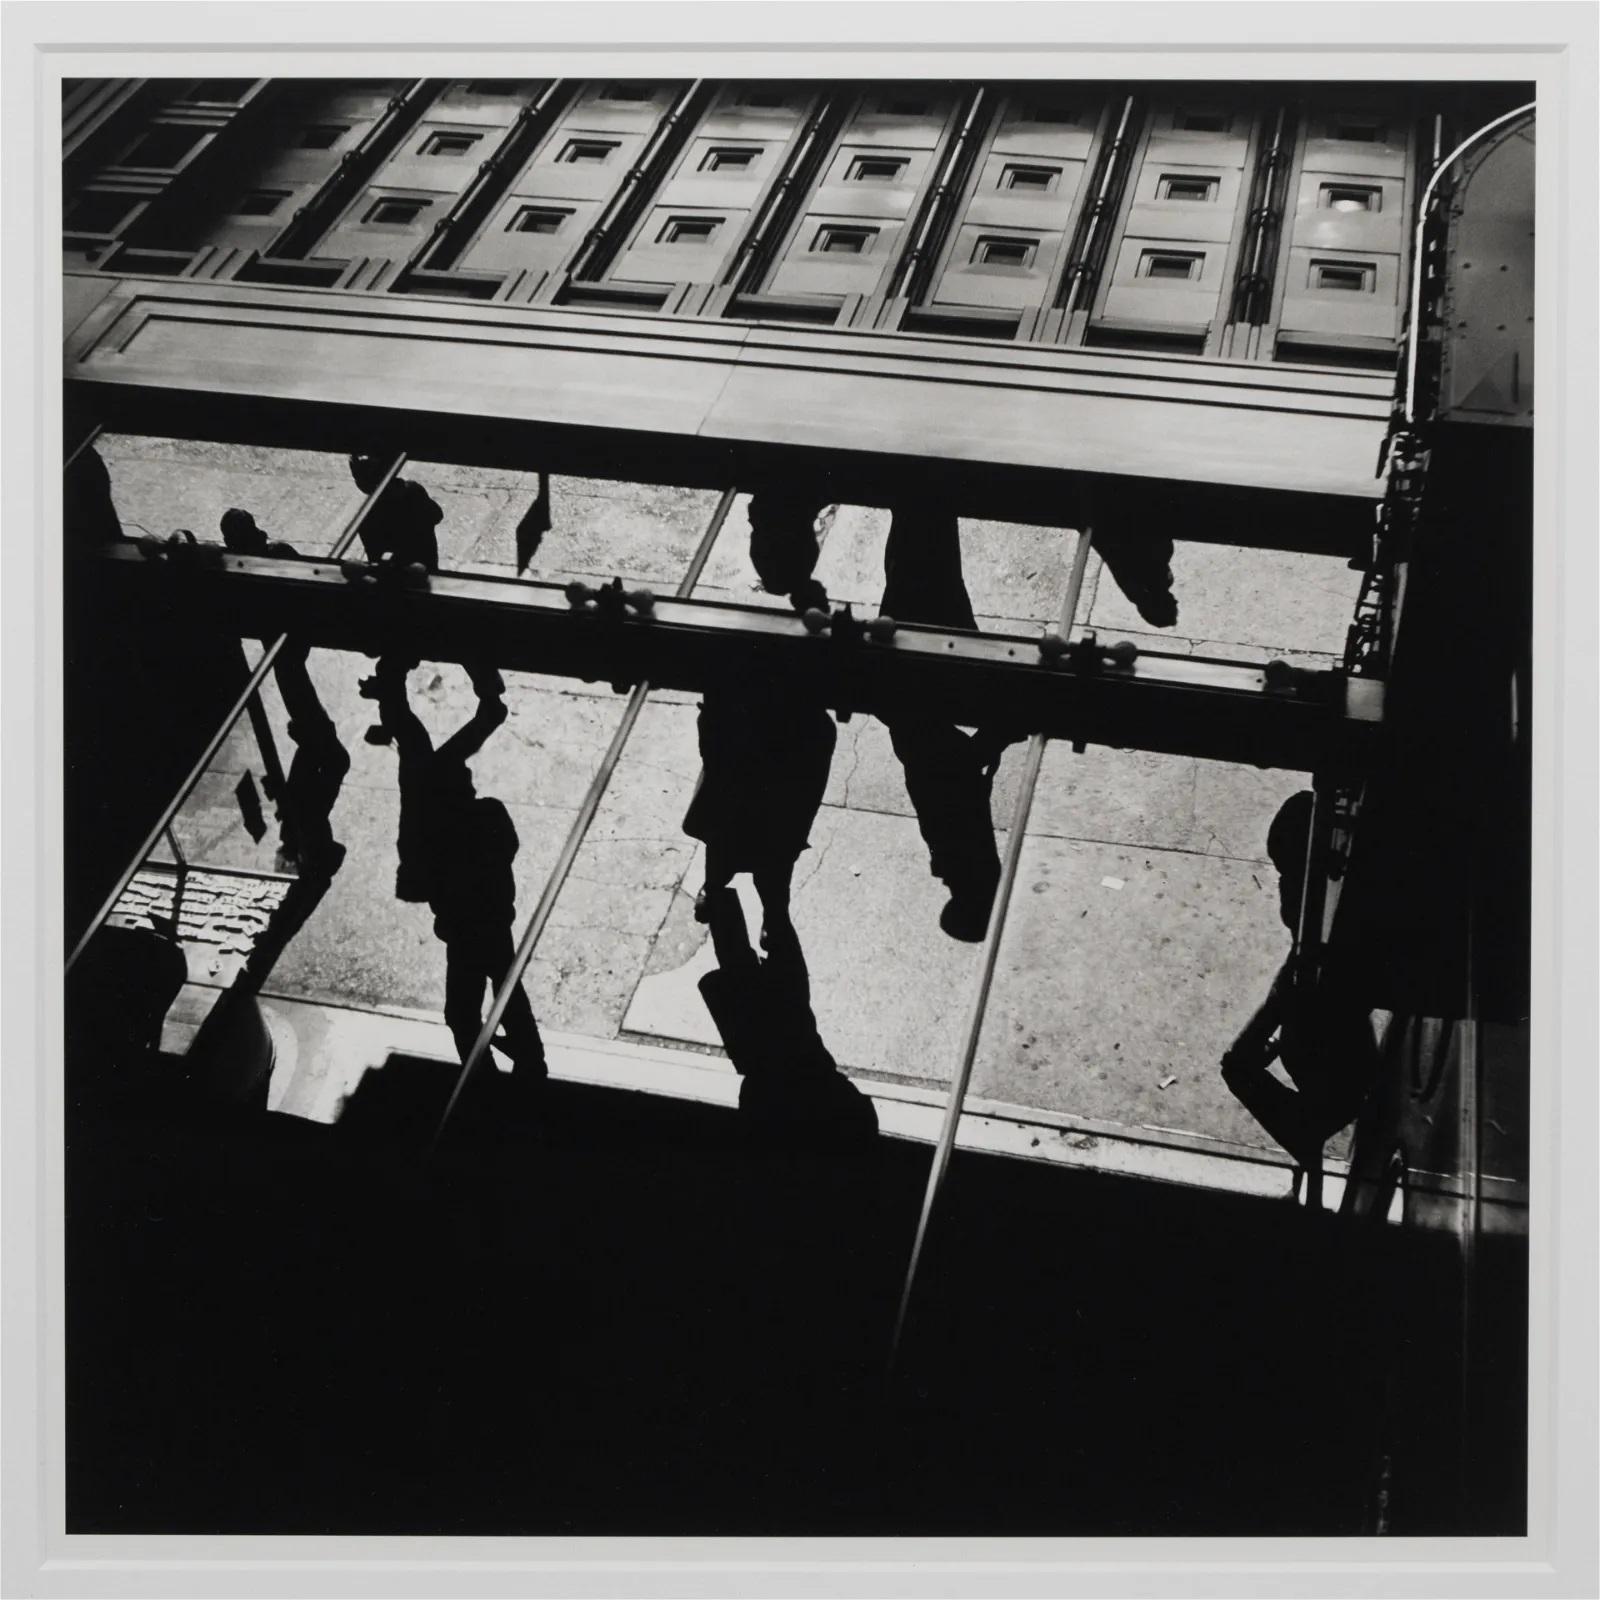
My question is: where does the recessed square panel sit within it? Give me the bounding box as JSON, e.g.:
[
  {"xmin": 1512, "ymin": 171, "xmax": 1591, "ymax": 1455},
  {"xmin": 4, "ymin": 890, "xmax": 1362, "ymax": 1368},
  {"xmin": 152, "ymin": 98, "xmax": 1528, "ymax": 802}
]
[
  {"xmin": 700, "ymin": 146, "xmax": 760, "ymax": 173},
  {"xmin": 233, "ymin": 189, "xmax": 290, "ymax": 218},
  {"xmin": 1157, "ymin": 173, "xmax": 1219, "ymax": 202},
  {"xmin": 508, "ymin": 205, "xmax": 572, "ymax": 234},
  {"xmin": 1140, "ymin": 249, "xmax": 1202, "ymax": 280},
  {"xmin": 731, "ymin": 87, "xmax": 791, "ymax": 110},
  {"xmin": 559, "ymin": 138, "xmax": 620, "ymax": 164},
  {"xmin": 814, "ymin": 223, "xmax": 877, "ymax": 254},
  {"xmin": 1329, "ymin": 117, "xmax": 1387, "ymax": 142},
  {"xmin": 973, "ymin": 235, "xmax": 1038, "ymax": 270},
  {"xmin": 1319, "ymin": 182, "xmax": 1381, "ymax": 213},
  {"xmin": 847, "ymin": 154, "xmax": 909, "ymax": 183},
  {"xmin": 363, "ymin": 196, "xmax": 429, "ymax": 226},
  {"xmin": 1309, "ymin": 259, "xmax": 1376, "ymax": 292},
  {"xmin": 657, "ymin": 215, "xmax": 723, "ymax": 245},
  {"xmin": 1001, "ymin": 163, "xmax": 1061, "ymax": 194},
  {"xmin": 421, "ymin": 130, "xmax": 483, "ymax": 158},
  {"xmin": 297, "ymin": 124, "xmax": 348, "ymax": 150}
]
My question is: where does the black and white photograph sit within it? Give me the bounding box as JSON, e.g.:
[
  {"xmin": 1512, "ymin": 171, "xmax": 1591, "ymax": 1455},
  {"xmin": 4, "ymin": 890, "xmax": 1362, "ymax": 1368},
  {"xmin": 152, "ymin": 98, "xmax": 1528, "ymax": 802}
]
[{"xmin": 5, "ymin": 4, "xmax": 1597, "ymax": 1593}]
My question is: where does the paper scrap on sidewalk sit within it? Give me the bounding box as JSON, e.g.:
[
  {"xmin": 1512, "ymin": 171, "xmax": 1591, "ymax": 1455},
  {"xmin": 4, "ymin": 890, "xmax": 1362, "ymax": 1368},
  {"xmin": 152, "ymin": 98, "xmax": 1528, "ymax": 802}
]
[
  {"xmin": 1100, "ymin": 876, "xmax": 1125, "ymax": 890},
  {"xmin": 1158, "ymin": 1075, "xmax": 1178, "ymax": 1090}
]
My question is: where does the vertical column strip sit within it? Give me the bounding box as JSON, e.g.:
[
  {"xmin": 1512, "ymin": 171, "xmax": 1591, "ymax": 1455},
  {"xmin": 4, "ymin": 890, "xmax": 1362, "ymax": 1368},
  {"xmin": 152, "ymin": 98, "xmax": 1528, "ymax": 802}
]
[
  {"xmin": 889, "ymin": 526, "xmax": 1096, "ymax": 1365},
  {"xmin": 411, "ymin": 80, "xmax": 570, "ymax": 274},
  {"xmin": 1224, "ymin": 106, "xmax": 1291, "ymax": 358},
  {"xmin": 563, "ymin": 80, "xmax": 709, "ymax": 285},
  {"xmin": 64, "ymin": 451, "xmax": 410, "ymax": 974},
  {"xmin": 720, "ymin": 91, "xmax": 845, "ymax": 294},
  {"xmin": 882, "ymin": 87, "xmax": 991, "ymax": 307},
  {"xmin": 1054, "ymin": 95, "xmax": 1140, "ymax": 333},
  {"xmin": 263, "ymin": 81, "xmax": 439, "ymax": 262},
  {"xmin": 428, "ymin": 485, "xmax": 740, "ymax": 1151}
]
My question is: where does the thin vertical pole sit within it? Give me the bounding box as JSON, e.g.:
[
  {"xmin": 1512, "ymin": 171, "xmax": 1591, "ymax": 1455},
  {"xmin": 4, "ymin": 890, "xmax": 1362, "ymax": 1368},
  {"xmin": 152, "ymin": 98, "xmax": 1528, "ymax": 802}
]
[
  {"xmin": 64, "ymin": 451, "xmax": 408, "ymax": 974},
  {"xmin": 428, "ymin": 486, "xmax": 739, "ymax": 1152},
  {"xmin": 889, "ymin": 526, "xmax": 1096, "ymax": 1365}
]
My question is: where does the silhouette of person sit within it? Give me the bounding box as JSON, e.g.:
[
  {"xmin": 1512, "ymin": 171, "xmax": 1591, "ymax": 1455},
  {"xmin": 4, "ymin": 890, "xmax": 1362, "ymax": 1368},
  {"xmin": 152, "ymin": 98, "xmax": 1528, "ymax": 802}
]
[
  {"xmin": 879, "ymin": 499, "xmax": 1023, "ymax": 941},
  {"xmin": 1090, "ymin": 524, "xmax": 1179, "ymax": 630},
  {"xmin": 346, "ymin": 455, "xmax": 504, "ymax": 740},
  {"xmin": 683, "ymin": 491, "xmax": 836, "ymax": 948},
  {"xmin": 347, "ymin": 453, "xmax": 443, "ymax": 572},
  {"xmin": 376, "ymin": 674, "xmax": 546, "ymax": 1090},
  {"xmin": 1221, "ymin": 790, "xmax": 1379, "ymax": 1169},
  {"xmin": 219, "ymin": 507, "xmax": 352, "ymax": 882},
  {"xmin": 698, "ymin": 885, "xmax": 877, "ymax": 1148},
  {"xmin": 65, "ymin": 444, "xmax": 127, "ymax": 549},
  {"xmin": 220, "ymin": 506, "xmax": 296, "ymax": 561}
]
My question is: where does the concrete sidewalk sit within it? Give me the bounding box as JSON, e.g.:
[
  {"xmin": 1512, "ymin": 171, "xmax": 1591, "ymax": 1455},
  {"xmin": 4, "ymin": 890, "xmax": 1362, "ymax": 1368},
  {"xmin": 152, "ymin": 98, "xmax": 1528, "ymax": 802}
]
[{"xmin": 100, "ymin": 433, "xmax": 1362, "ymax": 1162}]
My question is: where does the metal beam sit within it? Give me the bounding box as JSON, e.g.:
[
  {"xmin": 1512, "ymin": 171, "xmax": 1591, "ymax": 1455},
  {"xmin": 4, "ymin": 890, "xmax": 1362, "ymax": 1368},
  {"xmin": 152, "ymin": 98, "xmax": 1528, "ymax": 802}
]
[{"xmin": 81, "ymin": 544, "xmax": 1383, "ymax": 775}]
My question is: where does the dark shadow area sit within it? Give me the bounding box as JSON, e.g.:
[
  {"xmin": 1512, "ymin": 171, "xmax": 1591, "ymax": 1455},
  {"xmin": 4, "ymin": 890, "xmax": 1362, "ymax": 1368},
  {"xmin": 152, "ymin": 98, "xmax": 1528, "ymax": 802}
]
[{"xmin": 63, "ymin": 1057, "xmax": 1526, "ymax": 1537}]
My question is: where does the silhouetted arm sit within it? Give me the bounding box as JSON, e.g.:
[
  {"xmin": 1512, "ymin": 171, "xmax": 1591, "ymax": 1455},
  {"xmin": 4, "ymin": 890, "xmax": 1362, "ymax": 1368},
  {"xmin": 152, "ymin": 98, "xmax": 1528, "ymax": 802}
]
[
  {"xmin": 436, "ymin": 693, "xmax": 508, "ymax": 766},
  {"xmin": 377, "ymin": 678, "xmax": 433, "ymax": 763}
]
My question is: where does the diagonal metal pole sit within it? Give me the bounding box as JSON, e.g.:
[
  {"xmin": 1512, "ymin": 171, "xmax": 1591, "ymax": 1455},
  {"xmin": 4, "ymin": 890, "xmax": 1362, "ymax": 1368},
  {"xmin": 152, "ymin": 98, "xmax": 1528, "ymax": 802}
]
[
  {"xmin": 64, "ymin": 451, "xmax": 408, "ymax": 974},
  {"xmin": 889, "ymin": 525, "xmax": 1096, "ymax": 1367},
  {"xmin": 427, "ymin": 486, "xmax": 739, "ymax": 1153}
]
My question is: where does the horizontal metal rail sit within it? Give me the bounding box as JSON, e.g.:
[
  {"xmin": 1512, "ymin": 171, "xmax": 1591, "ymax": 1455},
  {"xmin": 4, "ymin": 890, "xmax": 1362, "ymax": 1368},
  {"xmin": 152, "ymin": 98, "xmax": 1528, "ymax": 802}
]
[{"xmin": 78, "ymin": 544, "xmax": 1383, "ymax": 775}]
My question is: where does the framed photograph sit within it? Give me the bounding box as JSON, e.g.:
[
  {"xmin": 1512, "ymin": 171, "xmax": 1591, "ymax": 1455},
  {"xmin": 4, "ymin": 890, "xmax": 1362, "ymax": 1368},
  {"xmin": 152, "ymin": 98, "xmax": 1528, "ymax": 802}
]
[{"xmin": 5, "ymin": 4, "xmax": 1595, "ymax": 1595}]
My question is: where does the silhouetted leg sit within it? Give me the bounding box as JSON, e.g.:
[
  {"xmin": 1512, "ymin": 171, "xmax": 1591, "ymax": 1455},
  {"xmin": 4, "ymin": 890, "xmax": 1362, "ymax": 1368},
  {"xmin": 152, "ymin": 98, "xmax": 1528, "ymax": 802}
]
[
  {"xmin": 443, "ymin": 942, "xmax": 491, "ymax": 1072},
  {"xmin": 753, "ymin": 857, "xmax": 797, "ymax": 949},
  {"xmin": 704, "ymin": 884, "xmax": 757, "ymax": 973},
  {"xmin": 272, "ymin": 643, "xmax": 323, "ymax": 729},
  {"xmin": 1091, "ymin": 526, "xmax": 1178, "ymax": 629},
  {"xmin": 1221, "ymin": 1060, "xmax": 1325, "ymax": 1171},
  {"xmin": 888, "ymin": 717, "xmax": 1001, "ymax": 940},
  {"xmin": 481, "ymin": 929, "xmax": 546, "ymax": 1077}
]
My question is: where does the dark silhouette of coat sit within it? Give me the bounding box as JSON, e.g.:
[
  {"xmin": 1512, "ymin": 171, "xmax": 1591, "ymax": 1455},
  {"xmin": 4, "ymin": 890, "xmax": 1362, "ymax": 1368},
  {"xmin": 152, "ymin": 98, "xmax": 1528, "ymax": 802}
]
[{"xmin": 682, "ymin": 666, "xmax": 836, "ymax": 875}]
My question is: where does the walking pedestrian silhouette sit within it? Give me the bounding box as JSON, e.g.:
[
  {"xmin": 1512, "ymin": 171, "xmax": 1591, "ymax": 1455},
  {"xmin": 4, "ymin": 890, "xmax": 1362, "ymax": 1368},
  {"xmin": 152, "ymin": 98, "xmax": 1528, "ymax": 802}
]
[
  {"xmin": 879, "ymin": 499, "xmax": 1024, "ymax": 941},
  {"xmin": 684, "ymin": 490, "xmax": 836, "ymax": 950},
  {"xmin": 1221, "ymin": 790, "xmax": 1379, "ymax": 1172},
  {"xmin": 375, "ymin": 673, "xmax": 547, "ymax": 1094}
]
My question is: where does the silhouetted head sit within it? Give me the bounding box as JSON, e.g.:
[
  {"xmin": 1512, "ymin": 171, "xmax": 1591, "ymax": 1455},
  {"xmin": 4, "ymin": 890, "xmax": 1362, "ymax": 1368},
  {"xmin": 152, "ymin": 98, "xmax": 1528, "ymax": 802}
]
[
  {"xmin": 747, "ymin": 491, "xmax": 824, "ymax": 596},
  {"xmin": 1267, "ymin": 790, "xmax": 1315, "ymax": 933},
  {"xmin": 219, "ymin": 508, "xmax": 266, "ymax": 553},
  {"xmin": 348, "ymin": 453, "xmax": 388, "ymax": 494}
]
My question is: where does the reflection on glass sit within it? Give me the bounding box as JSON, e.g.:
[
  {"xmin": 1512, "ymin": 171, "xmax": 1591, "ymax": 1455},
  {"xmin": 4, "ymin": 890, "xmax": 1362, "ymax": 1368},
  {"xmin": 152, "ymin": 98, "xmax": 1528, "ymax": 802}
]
[
  {"xmin": 880, "ymin": 500, "xmax": 1022, "ymax": 941},
  {"xmin": 686, "ymin": 490, "xmax": 835, "ymax": 947}
]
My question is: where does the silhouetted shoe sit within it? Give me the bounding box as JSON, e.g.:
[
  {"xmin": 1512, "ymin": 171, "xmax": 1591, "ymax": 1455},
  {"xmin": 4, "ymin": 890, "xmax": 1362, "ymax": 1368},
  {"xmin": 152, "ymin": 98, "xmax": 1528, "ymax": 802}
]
[
  {"xmin": 357, "ymin": 675, "xmax": 382, "ymax": 700},
  {"xmin": 363, "ymin": 724, "xmax": 393, "ymax": 746},
  {"xmin": 504, "ymin": 1057, "xmax": 549, "ymax": 1116},
  {"xmin": 760, "ymin": 916, "xmax": 799, "ymax": 955},
  {"xmin": 1134, "ymin": 590, "xmax": 1179, "ymax": 629},
  {"xmin": 939, "ymin": 896, "xmax": 992, "ymax": 943}
]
